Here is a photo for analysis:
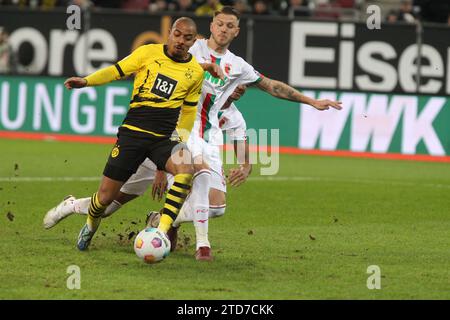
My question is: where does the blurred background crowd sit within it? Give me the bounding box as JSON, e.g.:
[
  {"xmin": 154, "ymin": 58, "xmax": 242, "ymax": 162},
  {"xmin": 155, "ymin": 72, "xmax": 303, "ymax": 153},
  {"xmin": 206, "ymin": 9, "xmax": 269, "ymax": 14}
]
[{"xmin": 0, "ymin": 0, "xmax": 449, "ymax": 24}]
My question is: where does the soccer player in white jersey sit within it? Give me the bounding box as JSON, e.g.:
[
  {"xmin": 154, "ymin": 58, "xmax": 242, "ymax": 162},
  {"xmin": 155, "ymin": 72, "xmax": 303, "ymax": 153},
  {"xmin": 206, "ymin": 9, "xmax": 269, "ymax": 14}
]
[{"xmin": 155, "ymin": 6, "xmax": 342, "ymax": 260}]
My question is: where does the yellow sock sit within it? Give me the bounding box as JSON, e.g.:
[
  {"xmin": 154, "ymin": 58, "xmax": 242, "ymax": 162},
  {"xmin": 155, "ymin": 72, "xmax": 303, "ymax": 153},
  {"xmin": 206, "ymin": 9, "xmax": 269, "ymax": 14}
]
[
  {"xmin": 158, "ymin": 173, "xmax": 192, "ymax": 233},
  {"xmin": 87, "ymin": 192, "xmax": 107, "ymax": 232}
]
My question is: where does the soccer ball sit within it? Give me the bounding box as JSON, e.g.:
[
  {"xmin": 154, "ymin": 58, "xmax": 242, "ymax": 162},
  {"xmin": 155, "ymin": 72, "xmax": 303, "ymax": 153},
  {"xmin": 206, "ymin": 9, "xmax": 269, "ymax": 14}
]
[{"xmin": 134, "ymin": 228, "xmax": 171, "ymax": 264}]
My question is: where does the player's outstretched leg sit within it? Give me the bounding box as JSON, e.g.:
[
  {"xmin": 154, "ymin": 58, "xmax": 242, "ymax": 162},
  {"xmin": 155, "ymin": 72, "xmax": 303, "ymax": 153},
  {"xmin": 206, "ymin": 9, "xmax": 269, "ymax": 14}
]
[
  {"xmin": 157, "ymin": 148, "xmax": 193, "ymax": 235},
  {"xmin": 168, "ymin": 193, "xmax": 195, "ymax": 251},
  {"xmin": 44, "ymin": 190, "xmax": 140, "ymax": 230},
  {"xmin": 209, "ymin": 188, "xmax": 227, "ymax": 222},
  {"xmin": 43, "ymin": 195, "xmax": 76, "ymax": 229},
  {"xmin": 77, "ymin": 176, "xmax": 123, "ymax": 251},
  {"xmin": 159, "ymin": 189, "xmax": 225, "ymax": 256},
  {"xmin": 77, "ymin": 192, "xmax": 106, "ymax": 251},
  {"xmin": 73, "ymin": 192, "xmax": 136, "ymax": 218},
  {"xmin": 191, "ymin": 168, "xmax": 212, "ymax": 261}
]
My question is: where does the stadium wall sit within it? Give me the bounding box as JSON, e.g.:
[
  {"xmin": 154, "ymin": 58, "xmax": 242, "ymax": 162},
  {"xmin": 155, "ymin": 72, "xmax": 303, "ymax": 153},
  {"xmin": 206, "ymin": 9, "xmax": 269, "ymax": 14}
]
[
  {"xmin": 2, "ymin": 9, "xmax": 450, "ymax": 95},
  {"xmin": 1, "ymin": 8, "xmax": 450, "ymax": 161},
  {"xmin": 1, "ymin": 75, "xmax": 449, "ymax": 159}
]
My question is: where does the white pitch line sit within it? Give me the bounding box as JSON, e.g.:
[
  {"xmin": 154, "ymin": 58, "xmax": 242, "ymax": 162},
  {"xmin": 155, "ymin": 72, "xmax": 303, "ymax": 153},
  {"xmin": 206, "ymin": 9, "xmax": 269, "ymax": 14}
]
[
  {"xmin": 1, "ymin": 176, "xmax": 450, "ymax": 189},
  {"xmin": 248, "ymin": 176, "xmax": 450, "ymax": 189}
]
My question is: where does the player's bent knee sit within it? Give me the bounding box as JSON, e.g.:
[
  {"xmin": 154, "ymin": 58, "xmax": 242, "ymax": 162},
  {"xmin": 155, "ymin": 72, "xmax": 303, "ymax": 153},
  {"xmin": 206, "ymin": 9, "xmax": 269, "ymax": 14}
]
[
  {"xmin": 97, "ymin": 189, "xmax": 119, "ymax": 206},
  {"xmin": 209, "ymin": 188, "xmax": 226, "ymax": 206},
  {"xmin": 209, "ymin": 189, "xmax": 226, "ymax": 218},
  {"xmin": 98, "ymin": 175, "xmax": 127, "ymax": 206},
  {"xmin": 177, "ymin": 163, "xmax": 194, "ymax": 175},
  {"xmin": 166, "ymin": 151, "xmax": 194, "ymax": 176},
  {"xmin": 97, "ymin": 185, "xmax": 119, "ymax": 206},
  {"xmin": 193, "ymin": 158, "xmax": 210, "ymax": 172},
  {"xmin": 210, "ymin": 205, "xmax": 226, "ymax": 218},
  {"xmin": 97, "ymin": 193, "xmax": 114, "ymax": 206}
]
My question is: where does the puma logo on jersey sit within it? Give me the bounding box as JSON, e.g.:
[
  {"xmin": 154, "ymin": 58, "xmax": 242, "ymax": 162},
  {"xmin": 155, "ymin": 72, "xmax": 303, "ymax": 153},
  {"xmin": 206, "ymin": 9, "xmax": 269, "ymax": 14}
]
[{"xmin": 154, "ymin": 60, "xmax": 162, "ymax": 67}]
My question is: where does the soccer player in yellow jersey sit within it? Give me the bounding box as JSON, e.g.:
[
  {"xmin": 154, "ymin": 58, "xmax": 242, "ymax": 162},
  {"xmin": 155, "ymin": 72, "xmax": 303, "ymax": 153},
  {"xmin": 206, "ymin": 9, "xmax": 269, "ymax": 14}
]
[{"xmin": 64, "ymin": 17, "xmax": 204, "ymax": 251}]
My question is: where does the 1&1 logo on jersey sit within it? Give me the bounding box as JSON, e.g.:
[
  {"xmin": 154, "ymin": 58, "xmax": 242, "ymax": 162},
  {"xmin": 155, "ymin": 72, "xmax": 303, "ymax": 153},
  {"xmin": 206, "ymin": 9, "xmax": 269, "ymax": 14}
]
[{"xmin": 151, "ymin": 73, "xmax": 178, "ymax": 99}]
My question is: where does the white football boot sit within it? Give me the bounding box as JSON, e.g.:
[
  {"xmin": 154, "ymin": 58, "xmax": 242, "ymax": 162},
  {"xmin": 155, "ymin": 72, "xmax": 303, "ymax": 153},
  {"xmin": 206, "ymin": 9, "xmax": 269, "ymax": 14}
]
[
  {"xmin": 145, "ymin": 211, "xmax": 161, "ymax": 228},
  {"xmin": 43, "ymin": 195, "xmax": 76, "ymax": 229}
]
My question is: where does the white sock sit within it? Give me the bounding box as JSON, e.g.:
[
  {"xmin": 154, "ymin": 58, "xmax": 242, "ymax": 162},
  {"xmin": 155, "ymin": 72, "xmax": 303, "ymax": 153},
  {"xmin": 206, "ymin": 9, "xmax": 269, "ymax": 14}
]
[
  {"xmin": 191, "ymin": 169, "xmax": 211, "ymax": 250},
  {"xmin": 209, "ymin": 205, "xmax": 226, "ymax": 218},
  {"xmin": 75, "ymin": 198, "xmax": 121, "ymax": 218},
  {"xmin": 102, "ymin": 200, "xmax": 122, "ymax": 218},
  {"xmin": 172, "ymin": 194, "xmax": 194, "ymax": 227},
  {"xmin": 73, "ymin": 198, "xmax": 90, "ymax": 215},
  {"xmin": 58, "ymin": 197, "xmax": 77, "ymax": 217}
]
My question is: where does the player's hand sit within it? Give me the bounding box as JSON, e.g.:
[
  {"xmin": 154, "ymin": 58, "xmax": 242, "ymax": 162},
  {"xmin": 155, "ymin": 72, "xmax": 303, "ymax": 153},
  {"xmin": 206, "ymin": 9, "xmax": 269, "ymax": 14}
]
[
  {"xmin": 205, "ymin": 63, "xmax": 225, "ymax": 80},
  {"xmin": 221, "ymin": 85, "xmax": 247, "ymax": 110},
  {"xmin": 229, "ymin": 84, "xmax": 247, "ymax": 101},
  {"xmin": 311, "ymin": 99, "xmax": 343, "ymax": 111},
  {"xmin": 152, "ymin": 170, "xmax": 167, "ymax": 201},
  {"xmin": 64, "ymin": 77, "xmax": 87, "ymax": 90},
  {"xmin": 228, "ymin": 164, "xmax": 252, "ymax": 187}
]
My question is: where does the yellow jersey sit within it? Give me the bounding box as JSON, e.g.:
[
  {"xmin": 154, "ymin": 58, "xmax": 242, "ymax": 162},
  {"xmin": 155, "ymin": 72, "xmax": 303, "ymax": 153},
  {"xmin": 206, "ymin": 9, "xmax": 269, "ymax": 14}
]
[{"xmin": 84, "ymin": 44, "xmax": 204, "ymax": 141}]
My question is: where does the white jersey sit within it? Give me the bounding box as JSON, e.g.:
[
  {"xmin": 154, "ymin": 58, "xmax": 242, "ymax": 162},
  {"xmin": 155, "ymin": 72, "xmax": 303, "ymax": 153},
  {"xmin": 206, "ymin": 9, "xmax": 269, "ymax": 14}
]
[
  {"xmin": 219, "ymin": 103, "xmax": 247, "ymax": 142},
  {"xmin": 188, "ymin": 39, "xmax": 261, "ymax": 145}
]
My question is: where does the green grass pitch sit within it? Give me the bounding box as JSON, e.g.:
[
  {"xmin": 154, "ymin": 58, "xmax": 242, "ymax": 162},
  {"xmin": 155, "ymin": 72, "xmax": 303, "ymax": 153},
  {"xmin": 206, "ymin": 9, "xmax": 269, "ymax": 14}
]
[{"xmin": 0, "ymin": 138, "xmax": 449, "ymax": 299}]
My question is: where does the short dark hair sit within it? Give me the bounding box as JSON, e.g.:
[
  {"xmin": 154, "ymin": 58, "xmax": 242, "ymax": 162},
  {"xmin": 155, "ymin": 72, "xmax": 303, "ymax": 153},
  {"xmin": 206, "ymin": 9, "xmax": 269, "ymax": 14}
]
[
  {"xmin": 214, "ymin": 6, "xmax": 241, "ymax": 20},
  {"xmin": 173, "ymin": 17, "xmax": 197, "ymax": 33}
]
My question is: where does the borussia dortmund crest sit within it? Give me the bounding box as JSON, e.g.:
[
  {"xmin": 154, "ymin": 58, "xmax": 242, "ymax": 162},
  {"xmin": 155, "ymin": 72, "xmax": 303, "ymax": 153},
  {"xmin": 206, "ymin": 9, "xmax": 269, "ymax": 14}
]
[
  {"xmin": 111, "ymin": 146, "xmax": 120, "ymax": 158},
  {"xmin": 185, "ymin": 68, "xmax": 193, "ymax": 80}
]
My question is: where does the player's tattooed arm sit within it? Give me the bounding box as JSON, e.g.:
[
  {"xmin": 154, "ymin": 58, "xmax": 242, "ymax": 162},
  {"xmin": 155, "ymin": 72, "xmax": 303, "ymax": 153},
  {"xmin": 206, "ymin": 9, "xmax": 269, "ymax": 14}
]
[
  {"xmin": 256, "ymin": 77, "xmax": 343, "ymax": 111},
  {"xmin": 256, "ymin": 77, "xmax": 297, "ymax": 101}
]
